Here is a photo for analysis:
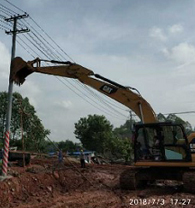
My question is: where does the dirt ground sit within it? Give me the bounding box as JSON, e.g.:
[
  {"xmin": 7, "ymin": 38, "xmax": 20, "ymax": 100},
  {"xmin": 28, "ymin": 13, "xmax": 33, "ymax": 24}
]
[{"xmin": 0, "ymin": 157, "xmax": 195, "ymax": 208}]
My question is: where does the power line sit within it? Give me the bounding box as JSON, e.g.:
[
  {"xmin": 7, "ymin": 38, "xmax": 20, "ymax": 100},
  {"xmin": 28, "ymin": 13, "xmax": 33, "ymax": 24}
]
[
  {"xmin": 0, "ymin": 3, "xmax": 17, "ymax": 15},
  {"xmin": 0, "ymin": 1, "xmax": 130, "ymax": 121},
  {"xmin": 57, "ymin": 75, "xmax": 128, "ymax": 119},
  {"xmin": 0, "ymin": 14, "xmax": 6, "ymax": 18},
  {"xmin": 3, "ymin": 0, "xmax": 26, "ymax": 14},
  {"xmin": 22, "ymin": 19, "xmax": 66, "ymax": 61},
  {"xmin": 29, "ymin": 16, "xmax": 75, "ymax": 63},
  {"xmin": 22, "ymin": 33, "xmax": 50, "ymax": 59},
  {"xmin": 56, "ymin": 77, "xmax": 127, "ymax": 120},
  {"xmin": 2, "ymin": 0, "xmax": 74, "ymax": 61},
  {"xmin": 0, "ymin": 23, "xmax": 10, "ymax": 30},
  {"xmin": 162, "ymin": 111, "xmax": 195, "ymax": 116},
  {"xmin": 0, "ymin": 18, "xmax": 12, "ymax": 27},
  {"xmin": 76, "ymin": 81, "xmax": 128, "ymax": 118},
  {"xmin": 0, "ymin": 7, "xmax": 12, "ymax": 16},
  {"xmin": 16, "ymin": 38, "xmax": 36, "ymax": 58},
  {"xmin": 18, "ymin": 25, "xmax": 129, "ymax": 117},
  {"xmin": 15, "ymin": 39, "xmax": 127, "ymax": 119}
]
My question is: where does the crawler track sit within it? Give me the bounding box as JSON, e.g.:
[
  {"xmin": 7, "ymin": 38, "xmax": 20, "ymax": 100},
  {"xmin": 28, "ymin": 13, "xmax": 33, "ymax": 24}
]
[{"xmin": 183, "ymin": 171, "xmax": 195, "ymax": 193}]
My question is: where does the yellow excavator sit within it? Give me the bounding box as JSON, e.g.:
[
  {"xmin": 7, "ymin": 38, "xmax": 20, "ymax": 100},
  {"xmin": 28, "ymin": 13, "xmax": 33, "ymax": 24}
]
[{"xmin": 10, "ymin": 57, "xmax": 195, "ymax": 192}]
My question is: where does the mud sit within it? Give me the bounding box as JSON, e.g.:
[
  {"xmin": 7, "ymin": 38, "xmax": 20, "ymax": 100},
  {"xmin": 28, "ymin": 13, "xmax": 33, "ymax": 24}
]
[{"xmin": 0, "ymin": 158, "xmax": 195, "ymax": 208}]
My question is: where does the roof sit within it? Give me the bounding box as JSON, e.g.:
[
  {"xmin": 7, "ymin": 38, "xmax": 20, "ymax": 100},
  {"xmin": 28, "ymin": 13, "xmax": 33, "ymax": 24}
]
[{"xmin": 67, "ymin": 151, "xmax": 95, "ymax": 155}]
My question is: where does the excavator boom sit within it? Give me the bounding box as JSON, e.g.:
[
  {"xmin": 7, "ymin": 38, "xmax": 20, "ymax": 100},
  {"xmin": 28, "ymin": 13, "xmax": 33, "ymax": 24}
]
[{"xmin": 11, "ymin": 57, "xmax": 157, "ymax": 123}]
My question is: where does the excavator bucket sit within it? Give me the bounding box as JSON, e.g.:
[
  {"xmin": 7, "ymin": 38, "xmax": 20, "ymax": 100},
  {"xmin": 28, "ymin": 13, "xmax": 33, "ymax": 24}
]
[{"xmin": 10, "ymin": 57, "xmax": 35, "ymax": 85}]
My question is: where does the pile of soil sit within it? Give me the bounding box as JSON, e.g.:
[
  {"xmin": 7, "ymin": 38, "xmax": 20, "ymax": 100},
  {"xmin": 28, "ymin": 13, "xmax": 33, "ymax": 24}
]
[{"xmin": 0, "ymin": 158, "xmax": 195, "ymax": 208}]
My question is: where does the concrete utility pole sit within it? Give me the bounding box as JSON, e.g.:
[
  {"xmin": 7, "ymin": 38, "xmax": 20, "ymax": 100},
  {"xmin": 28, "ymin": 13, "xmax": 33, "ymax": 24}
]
[
  {"xmin": 18, "ymin": 99, "xmax": 27, "ymax": 167},
  {"xmin": 1, "ymin": 13, "xmax": 29, "ymax": 176},
  {"xmin": 127, "ymin": 110, "xmax": 134, "ymax": 131}
]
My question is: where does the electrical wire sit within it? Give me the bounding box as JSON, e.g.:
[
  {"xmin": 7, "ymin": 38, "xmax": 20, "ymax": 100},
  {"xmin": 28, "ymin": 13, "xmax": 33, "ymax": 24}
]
[
  {"xmin": 1, "ymin": 2, "xmax": 126, "ymax": 116},
  {"xmin": 0, "ymin": 1, "xmax": 130, "ymax": 121},
  {"xmin": 0, "ymin": 3, "xmax": 17, "ymax": 15},
  {"xmin": 162, "ymin": 111, "xmax": 195, "ymax": 116},
  {"xmin": 22, "ymin": 33, "xmax": 50, "ymax": 59},
  {"xmin": 29, "ymin": 16, "xmax": 75, "ymax": 63},
  {"xmin": 0, "ymin": 14, "xmax": 6, "ymax": 18},
  {"xmin": 0, "ymin": 7, "xmax": 11, "ymax": 16},
  {"xmin": 0, "ymin": 25, "xmax": 7, "ymax": 31},
  {"xmin": 16, "ymin": 39, "xmax": 36, "ymax": 59},
  {"xmin": 17, "ymin": 21, "xmax": 129, "ymax": 118},
  {"xmin": 22, "ymin": 19, "xmax": 66, "ymax": 61},
  {"xmin": 23, "ymin": 30, "xmax": 128, "ymax": 118},
  {"xmin": 17, "ymin": 35, "xmax": 128, "ymax": 120},
  {"xmin": 0, "ymin": 23, "xmax": 10, "ymax": 30},
  {"xmin": 77, "ymin": 81, "xmax": 129, "ymax": 112},
  {"xmin": 0, "ymin": 18, "xmax": 12, "ymax": 28},
  {"xmin": 56, "ymin": 77, "xmax": 127, "ymax": 120},
  {"xmin": 61, "ymin": 78, "xmax": 127, "ymax": 119},
  {"xmin": 74, "ymin": 80, "xmax": 128, "ymax": 117},
  {"xmin": 3, "ymin": 0, "xmax": 26, "ymax": 14}
]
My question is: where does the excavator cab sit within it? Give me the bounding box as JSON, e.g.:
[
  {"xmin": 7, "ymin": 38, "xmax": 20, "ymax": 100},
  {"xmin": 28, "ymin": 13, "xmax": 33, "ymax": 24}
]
[
  {"xmin": 120, "ymin": 123, "xmax": 195, "ymax": 191},
  {"xmin": 133, "ymin": 122, "xmax": 191, "ymax": 164}
]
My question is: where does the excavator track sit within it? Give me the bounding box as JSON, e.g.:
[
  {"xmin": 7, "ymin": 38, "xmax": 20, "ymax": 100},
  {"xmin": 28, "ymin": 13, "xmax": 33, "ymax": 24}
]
[
  {"xmin": 120, "ymin": 168, "xmax": 147, "ymax": 190},
  {"xmin": 183, "ymin": 171, "xmax": 195, "ymax": 193}
]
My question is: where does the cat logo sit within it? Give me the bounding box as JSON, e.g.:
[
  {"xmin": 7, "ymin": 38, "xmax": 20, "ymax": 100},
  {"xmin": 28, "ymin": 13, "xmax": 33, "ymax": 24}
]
[{"xmin": 100, "ymin": 85, "xmax": 117, "ymax": 94}]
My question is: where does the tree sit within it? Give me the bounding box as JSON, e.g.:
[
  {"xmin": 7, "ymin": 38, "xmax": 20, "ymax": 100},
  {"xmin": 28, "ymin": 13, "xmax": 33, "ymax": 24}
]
[
  {"xmin": 0, "ymin": 92, "xmax": 8, "ymax": 140},
  {"xmin": 57, "ymin": 140, "xmax": 78, "ymax": 153},
  {"xmin": 74, "ymin": 114, "xmax": 114, "ymax": 153},
  {"xmin": 74, "ymin": 114, "xmax": 133, "ymax": 161},
  {"xmin": 104, "ymin": 136, "xmax": 133, "ymax": 162},
  {"xmin": 113, "ymin": 120, "xmax": 134, "ymax": 139},
  {"xmin": 112, "ymin": 120, "xmax": 135, "ymax": 161},
  {"xmin": 157, "ymin": 113, "xmax": 193, "ymax": 135},
  {"xmin": 0, "ymin": 91, "xmax": 50, "ymax": 152}
]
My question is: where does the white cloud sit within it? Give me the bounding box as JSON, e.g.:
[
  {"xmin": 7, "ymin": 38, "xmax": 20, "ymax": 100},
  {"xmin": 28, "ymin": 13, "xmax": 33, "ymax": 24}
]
[
  {"xmin": 162, "ymin": 42, "xmax": 195, "ymax": 65},
  {"xmin": 149, "ymin": 27, "xmax": 167, "ymax": 41},
  {"xmin": 168, "ymin": 24, "xmax": 183, "ymax": 34},
  {"xmin": 54, "ymin": 100, "xmax": 73, "ymax": 109},
  {"xmin": 0, "ymin": 41, "xmax": 10, "ymax": 91},
  {"xmin": 15, "ymin": 80, "xmax": 42, "ymax": 108},
  {"xmin": 0, "ymin": 41, "xmax": 10, "ymax": 79}
]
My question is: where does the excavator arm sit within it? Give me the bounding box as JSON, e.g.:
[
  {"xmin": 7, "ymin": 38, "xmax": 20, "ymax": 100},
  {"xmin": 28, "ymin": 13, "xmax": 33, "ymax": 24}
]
[{"xmin": 10, "ymin": 57, "xmax": 157, "ymax": 123}]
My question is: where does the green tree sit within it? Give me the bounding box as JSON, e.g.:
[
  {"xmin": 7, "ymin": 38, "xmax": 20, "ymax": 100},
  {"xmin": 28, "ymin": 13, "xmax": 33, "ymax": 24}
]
[
  {"xmin": 157, "ymin": 113, "xmax": 166, "ymax": 122},
  {"xmin": 57, "ymin": 140, "xmax": 78, "ymax": 153},
  {"xmin": 104, "ymin": 136, "xmax": 133, "ymax": 162},
  {"xmin": 0, "ymin": 91, "xmax": 50, "ymax": 152},
  {"xmin": 157, "ymin": 113, "xmax": 193, "ymax": 135},
  {"xmin": 0, "ymin": 92, "xmax": 8, "ymax": 140},
  {"xmin": 113, "ymin": 120, "xmax": 134, "ymax": 139},
  {"xmin": 74, "ymin": 114, "xmax": 114, "ymax": 153},
  {"xmin": 112, "ymin": 119, "xmax": 135, "ymax": 161},
  {"xmin": 74, "ymin": 114, "xmax": 133, "ymax": 161}
]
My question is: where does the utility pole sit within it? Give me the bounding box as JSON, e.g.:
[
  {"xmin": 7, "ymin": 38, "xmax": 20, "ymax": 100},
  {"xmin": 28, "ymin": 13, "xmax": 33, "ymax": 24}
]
[
  {"xmin": 127, "ymin": 110, "xmax": 134, "ymax": 132},
  {"xmin": 1, "ymin": 13, "xmax": 29, "ymax": 176},
  {"xmin": 18, "ymin": 99, "xmax": 29, "ymax": 167}
]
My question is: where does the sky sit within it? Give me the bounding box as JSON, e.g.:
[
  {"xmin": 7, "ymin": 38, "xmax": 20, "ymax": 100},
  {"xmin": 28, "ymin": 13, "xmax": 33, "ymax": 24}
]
[{"xmin": 0, "ymin": 0, "xmax": 195, "ymax": 142}]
